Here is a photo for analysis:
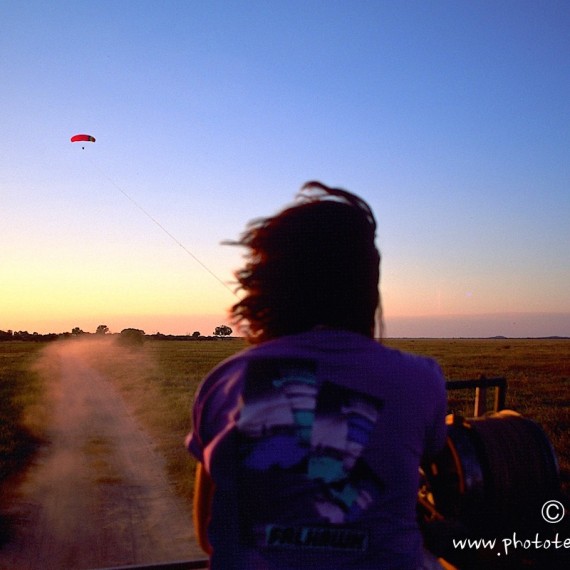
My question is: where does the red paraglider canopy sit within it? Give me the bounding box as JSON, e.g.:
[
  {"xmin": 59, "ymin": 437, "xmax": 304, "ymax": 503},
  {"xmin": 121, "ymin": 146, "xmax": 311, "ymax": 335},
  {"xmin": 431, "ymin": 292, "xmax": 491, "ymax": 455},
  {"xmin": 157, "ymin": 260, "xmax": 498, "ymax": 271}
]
[{"xmin": 70, "ymin": 134, "xmax": 96, "ymax": 143}]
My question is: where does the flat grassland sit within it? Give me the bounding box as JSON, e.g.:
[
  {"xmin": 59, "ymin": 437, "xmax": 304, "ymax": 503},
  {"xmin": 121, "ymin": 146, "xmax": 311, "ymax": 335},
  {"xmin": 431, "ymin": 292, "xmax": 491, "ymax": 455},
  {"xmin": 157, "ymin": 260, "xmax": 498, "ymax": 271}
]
[{"xmin": 2, "ymin": 337, "xmax": 569, "ymax": 505}]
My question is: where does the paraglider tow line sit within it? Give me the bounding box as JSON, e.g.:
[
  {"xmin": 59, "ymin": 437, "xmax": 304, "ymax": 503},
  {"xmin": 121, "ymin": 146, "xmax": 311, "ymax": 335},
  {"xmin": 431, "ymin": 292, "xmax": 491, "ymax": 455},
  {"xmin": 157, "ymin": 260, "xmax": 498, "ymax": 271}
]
[{"xmin": 85, "ymin": 155, "xmax": 237, "ymax": 298}]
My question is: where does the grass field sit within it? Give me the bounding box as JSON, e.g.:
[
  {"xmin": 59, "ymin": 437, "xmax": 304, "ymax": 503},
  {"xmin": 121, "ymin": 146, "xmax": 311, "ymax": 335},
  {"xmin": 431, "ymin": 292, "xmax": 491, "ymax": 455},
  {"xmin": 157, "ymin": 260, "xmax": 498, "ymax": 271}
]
[
  {"xmin": 1, "ymin": 337, "xmax": 569, "ymax": 506},
  {"xmin": 0, "ymin": 342, "xmax": 47, "ymax": 483}
]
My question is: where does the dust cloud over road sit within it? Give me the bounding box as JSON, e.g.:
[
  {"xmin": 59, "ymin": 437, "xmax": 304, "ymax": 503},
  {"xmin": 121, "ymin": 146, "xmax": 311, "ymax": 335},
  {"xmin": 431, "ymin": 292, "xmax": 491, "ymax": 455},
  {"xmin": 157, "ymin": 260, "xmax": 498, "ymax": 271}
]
[{"xmin": 0, "ymin": 339, "xmax": 204, "ymax": 570}]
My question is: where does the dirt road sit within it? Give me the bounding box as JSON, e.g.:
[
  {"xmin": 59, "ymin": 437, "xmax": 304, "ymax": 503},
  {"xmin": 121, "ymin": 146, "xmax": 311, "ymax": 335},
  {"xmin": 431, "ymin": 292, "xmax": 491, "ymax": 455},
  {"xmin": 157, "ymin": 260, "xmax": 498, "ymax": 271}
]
[{"xmin": 0, "ymin": 341, "xmax": 205, "ymax": 570}]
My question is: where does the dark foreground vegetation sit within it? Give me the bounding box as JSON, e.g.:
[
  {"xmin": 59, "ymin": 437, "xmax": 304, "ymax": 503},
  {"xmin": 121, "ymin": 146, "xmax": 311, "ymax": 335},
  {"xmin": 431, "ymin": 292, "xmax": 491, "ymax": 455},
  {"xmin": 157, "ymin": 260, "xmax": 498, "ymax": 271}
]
[
  {"xmin": 0, "ymin": 343, "xmax": 46, "ymax": 478},
  {"xmin": 0, "ymin": 342, "xmax": 47, "ymax": 543}
]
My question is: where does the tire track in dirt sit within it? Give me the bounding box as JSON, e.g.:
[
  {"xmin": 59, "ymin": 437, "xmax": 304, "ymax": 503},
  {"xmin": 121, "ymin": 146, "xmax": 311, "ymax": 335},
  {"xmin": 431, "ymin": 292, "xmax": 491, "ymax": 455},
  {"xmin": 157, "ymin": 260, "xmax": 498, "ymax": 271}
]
[{"xmin": 0, "ymin": 340, "xmax": 204, "ymax": 570}]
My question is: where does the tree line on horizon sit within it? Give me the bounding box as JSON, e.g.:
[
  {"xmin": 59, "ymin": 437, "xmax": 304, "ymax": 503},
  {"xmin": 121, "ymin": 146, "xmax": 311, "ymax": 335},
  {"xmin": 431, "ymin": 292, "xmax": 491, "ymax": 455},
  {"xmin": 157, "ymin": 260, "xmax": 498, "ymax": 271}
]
[{"xmin": 0, "ymin": 324, "xmax": 233, "ymax": 342}]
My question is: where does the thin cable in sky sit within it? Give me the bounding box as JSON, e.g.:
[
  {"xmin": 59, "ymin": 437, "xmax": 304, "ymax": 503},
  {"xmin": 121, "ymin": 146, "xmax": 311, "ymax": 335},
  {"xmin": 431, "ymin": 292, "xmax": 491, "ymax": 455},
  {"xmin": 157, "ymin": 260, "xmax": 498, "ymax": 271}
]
[{"xmin": 85, "ymin": 154, "xmax": 237, "ymax": 297}]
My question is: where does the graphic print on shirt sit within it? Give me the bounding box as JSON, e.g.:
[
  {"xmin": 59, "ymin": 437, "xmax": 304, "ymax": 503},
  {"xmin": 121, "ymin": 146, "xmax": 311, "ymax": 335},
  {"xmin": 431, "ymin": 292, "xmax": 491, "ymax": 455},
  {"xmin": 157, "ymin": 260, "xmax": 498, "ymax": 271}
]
[{"xmin": 236, "ymin": 358, "xmax": 384, "ymax": 547}]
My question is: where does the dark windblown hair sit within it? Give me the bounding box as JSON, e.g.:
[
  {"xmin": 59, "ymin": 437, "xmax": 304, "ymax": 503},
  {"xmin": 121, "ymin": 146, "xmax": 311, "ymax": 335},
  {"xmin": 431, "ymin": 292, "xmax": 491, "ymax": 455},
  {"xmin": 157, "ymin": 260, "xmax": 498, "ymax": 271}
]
[{"xmin": 229, "ymin": 181, "xmax": 381, "ymax": 343}]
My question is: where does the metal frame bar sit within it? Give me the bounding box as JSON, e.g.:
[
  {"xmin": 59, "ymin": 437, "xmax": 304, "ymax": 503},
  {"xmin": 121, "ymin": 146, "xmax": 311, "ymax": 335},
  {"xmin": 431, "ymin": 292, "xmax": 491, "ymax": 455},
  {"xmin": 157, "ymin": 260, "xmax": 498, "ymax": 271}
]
[
  {"xmin": 94, "ymin": 560, "xmax": 209, "ymax": 570},
  {"xmin": 445, "ymin": 375, "xmax": 507, "ymax": 417}
]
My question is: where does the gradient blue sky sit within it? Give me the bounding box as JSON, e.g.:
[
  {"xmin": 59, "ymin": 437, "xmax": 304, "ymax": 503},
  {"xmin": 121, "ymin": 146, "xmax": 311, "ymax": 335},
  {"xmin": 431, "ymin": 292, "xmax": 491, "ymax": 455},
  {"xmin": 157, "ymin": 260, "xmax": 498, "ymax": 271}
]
[{"xmin": 2, "ymin": 1, "xmax": 569, "ymax": 337}]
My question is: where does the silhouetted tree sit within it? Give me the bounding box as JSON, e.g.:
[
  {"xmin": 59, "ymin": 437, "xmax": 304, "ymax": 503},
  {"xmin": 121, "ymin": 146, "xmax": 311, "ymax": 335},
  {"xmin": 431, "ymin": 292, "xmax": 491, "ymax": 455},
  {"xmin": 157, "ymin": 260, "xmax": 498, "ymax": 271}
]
[
  {"xmin": 213, "ymin": 325, "xmax": 232, "ymax": 337},
  {"xmin": 96, "ymin": 324, "xmax": 109, "ymax": 335},
  {"xmin": 118, "ymin": 328, "xmax": 145, "ymax": 346}
]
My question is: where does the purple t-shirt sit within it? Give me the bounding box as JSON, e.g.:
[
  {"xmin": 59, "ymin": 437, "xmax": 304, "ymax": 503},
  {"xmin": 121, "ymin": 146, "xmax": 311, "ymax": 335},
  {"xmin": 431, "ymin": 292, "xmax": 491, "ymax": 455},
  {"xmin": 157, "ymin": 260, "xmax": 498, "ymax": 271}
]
[{"xmin": 187, "ymin": 330, "xmax": 447, "ymax": 569}]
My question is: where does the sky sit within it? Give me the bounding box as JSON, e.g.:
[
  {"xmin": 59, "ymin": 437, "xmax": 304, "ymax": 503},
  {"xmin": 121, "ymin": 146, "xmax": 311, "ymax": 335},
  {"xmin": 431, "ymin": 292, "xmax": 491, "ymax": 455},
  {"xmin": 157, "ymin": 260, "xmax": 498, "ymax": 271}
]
[{"xmin": 2, "ymin": 0, "xmax": 569, "ymax": 338}]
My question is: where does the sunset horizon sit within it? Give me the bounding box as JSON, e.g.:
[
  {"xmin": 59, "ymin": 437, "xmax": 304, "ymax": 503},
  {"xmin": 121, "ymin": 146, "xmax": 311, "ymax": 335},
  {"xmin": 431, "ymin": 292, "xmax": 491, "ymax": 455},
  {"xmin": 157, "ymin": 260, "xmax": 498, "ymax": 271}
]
[{"xmin": 3, "ymin": 310, "xmax": 569, "ymax": 339}]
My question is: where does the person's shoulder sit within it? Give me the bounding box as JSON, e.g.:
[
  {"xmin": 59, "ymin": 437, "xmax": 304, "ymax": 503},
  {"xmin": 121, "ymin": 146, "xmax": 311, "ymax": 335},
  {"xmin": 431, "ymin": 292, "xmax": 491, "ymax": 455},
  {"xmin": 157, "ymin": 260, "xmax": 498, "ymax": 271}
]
[
  {"xmin": 375, "ymin": 343, "xmax": 445, "ymax": 383},
  {"xmin": 384, "ymin": 344, "xmax": 441, "ymax": 369},
  {"xmin": 195, "ymin": 345, "xmax": 255, "ymax": 397},
  {"xmin": 201, "ymin": 335, "xmax": 310, "ymax": 379}
]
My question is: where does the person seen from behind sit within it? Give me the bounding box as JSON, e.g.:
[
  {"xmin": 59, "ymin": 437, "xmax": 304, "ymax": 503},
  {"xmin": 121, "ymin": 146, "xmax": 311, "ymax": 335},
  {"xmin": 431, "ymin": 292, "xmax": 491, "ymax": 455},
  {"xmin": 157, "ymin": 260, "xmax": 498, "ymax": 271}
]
[{"xmin": 186, "ymin": 181, "xmax": 447, "ymax": 569}]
